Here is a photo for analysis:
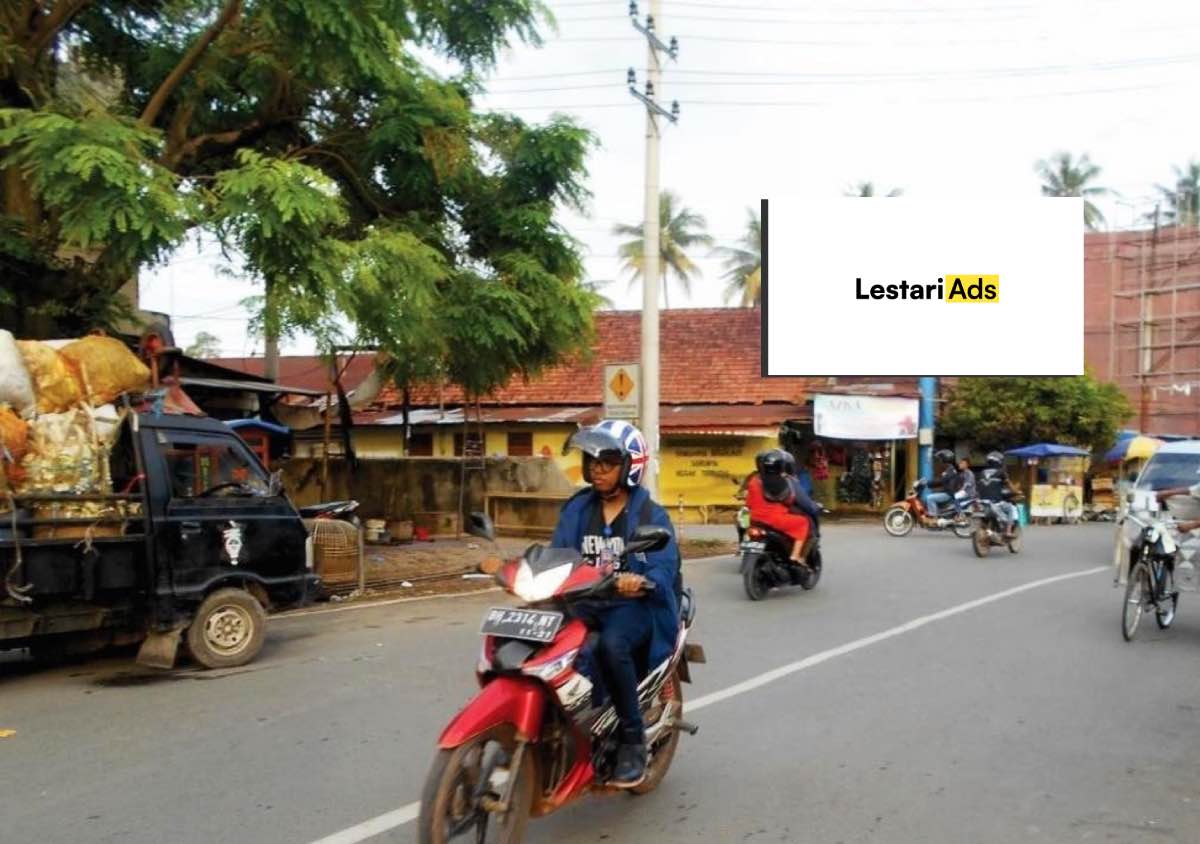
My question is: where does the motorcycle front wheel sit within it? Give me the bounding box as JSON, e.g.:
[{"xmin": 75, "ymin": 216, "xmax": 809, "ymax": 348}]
[
  {"xmin": 800, "ymin": 549, "xmax": 822, "ymax": 590},
  {"xmin": 418, "ymin": 726, "xmax": 533, "ymax": 844},
  {"xmin": 972, "ymin": 526, "xmax": 990, "ymax": 558},
  {"xmin": 1006, "ymin": 524, "xmax": 1022, "ymax": 554},
  {"xmin": 883, "ymin": 506, "xmax": 914, "ymax": 537},
  {"xmin": 952, "ymin": 514, "xmax": 974, "ymax": 539}
]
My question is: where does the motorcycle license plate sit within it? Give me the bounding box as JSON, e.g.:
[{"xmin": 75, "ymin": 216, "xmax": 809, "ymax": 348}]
[
  {"xmin": 480, "ymin": 607, "xmax": 564, "ymax": 643},
  {"xmin": 740, "ymin": 541, "xmax": 766, "ymax": 553}
]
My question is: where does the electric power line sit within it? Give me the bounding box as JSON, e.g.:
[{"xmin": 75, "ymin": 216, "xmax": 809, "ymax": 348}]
[{"xmin": 486, "ymin": 79, "xmax": 1184, "ymax": 109}]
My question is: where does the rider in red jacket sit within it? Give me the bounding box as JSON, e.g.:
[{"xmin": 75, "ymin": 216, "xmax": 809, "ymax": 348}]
[{"xmin": 746, "ymin": 449, "xmax": 814, "ymax": 565}]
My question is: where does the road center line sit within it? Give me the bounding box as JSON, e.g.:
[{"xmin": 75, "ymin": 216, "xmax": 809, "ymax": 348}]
[{"xmin": 309, "ymin": 564, "xmax": 1108, "ymax": 844}]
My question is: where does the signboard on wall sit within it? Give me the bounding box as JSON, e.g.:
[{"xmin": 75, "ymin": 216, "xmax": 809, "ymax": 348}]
[
  {"xmin": 604, "ymin": 363, "xmax": 640, "ymax": 419},
  {"xmin": 813, "ymin": 394, "xmax": 919, "ymax": 440},
  {"xmin": 659, "ymin": 436, "xmax": 770, "ymax": 507}
]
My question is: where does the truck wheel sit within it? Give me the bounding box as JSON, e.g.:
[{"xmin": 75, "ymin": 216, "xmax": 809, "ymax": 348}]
[{"xmin": 187, "ymin": 588, "xmax": 266, "ymax": 669}]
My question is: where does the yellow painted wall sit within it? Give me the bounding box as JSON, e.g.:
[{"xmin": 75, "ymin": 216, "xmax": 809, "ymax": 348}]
[
  {"xmin": 348, "ymin": 424, "xmax": 579, "ymax": 467},
  {"xmin": 346, "ymin": 425, "xmax": 787, "ymax": 522},
  {"xmin": 658, "ymin": 434, "xmax": 775, "ymax": 510}
]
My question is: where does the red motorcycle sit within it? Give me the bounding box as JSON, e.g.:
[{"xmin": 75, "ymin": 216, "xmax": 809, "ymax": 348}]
[{"xmin": 418, "ymin": 515, "xmax": 705, "ymax": 844}]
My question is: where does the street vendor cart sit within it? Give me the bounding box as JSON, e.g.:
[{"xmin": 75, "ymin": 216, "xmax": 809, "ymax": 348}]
[{"xmin": 1005, "ymin": 443, "xmax": 1090, "ymax": 525}]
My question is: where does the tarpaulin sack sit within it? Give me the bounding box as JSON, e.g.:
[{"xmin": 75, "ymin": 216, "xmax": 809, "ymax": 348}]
[
  {"xmin": 60, "ymin": 336, "xmax": 151, "ymax": 405},
  {"xmin": 17, "ymin": 341, "xmax": 84, "ymax": 413},
  {"xmin": 0, "ymin": 406, "xmax": 29, "ymax": 464},
  {"xmin": 0, "ymin": 330, "xmax": 36, "ymax": 416},
  {"xmin": 19, "ymin": 408, "xmax": 104, "ymax": 495}
]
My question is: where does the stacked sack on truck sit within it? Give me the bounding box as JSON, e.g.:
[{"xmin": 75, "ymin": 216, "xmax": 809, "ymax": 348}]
[{"xmin": 0, "ymin": 332, "xmax": 151, "ymax": 538}]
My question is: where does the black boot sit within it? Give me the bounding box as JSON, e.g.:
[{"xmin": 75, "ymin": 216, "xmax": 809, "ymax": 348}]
[{"xmin": 610, "ymin": 742, "xmax": 648, "ymax": 788}]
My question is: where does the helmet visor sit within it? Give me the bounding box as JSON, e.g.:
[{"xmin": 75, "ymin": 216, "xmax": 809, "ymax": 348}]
[{"xmin": 563, "ymin": 428, "xmax": 626, "ymax": 462}]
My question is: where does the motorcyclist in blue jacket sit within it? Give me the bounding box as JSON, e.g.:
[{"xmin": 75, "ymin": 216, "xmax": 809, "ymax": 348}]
[{"xmin": 551, "ymin": 420, "xmax": 681, "ymax": 788}]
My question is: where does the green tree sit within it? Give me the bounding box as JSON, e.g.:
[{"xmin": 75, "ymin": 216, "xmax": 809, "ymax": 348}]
[
  {"xmin": 714, "ymin": 207, "xmax": 761, "ymax": 307},
  {"xmin": 185, "ymin": 330, "xmax": 222, "ymax": 358},
  {"xmin": 1035, "ymin": 151, "xmax": 1108, "ymax": 231},
  {"xmin": 845, "ymin": 181, "xmax": 903, "ymax": 197},
  {"xmin": 1155, "ymin": 159, "xmax": 1200, "ymax": 226},
  {"xmin": 939, "ymin": 374, "xmax": 1132, "ymax": 454},
  {"xmin": 1, "ymin": 0, "xmax": 598, "ymax": 405},
  {"xmin": 613, "ymin": 190, "xmax": 714, "ymax": 308}
]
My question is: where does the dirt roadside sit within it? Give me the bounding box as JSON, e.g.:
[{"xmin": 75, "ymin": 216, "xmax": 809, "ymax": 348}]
[{"xmin": 315, "ymin": 534, "xmax": 741, "ymax": 603}]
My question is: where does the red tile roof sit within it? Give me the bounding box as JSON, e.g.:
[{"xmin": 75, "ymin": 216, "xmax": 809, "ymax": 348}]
[
  {"xmin": 212, "ymin": 309, "xmax": 925, "ymax": 422},
  {"xmin": 208, "ymin": 355, "xmax": 379, "ymax": 395},
  {"xmin": 382, "ymin": 308, "xmax": 810, "ymax": 407}
]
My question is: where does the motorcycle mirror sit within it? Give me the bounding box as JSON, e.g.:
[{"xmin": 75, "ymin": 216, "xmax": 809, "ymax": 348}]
[
  {"xmin": 466, "ymin": 511, "xmax": 497, "ymax": 543},
  {"xmin": 626, "ymin": 525, "xmax": 671, "ymax": 555}
]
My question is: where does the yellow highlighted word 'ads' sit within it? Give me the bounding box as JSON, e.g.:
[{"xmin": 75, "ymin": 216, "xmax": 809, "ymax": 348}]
[{"xmin": 944, "ymin": 274, "xmax": 999, "ymax": 303}]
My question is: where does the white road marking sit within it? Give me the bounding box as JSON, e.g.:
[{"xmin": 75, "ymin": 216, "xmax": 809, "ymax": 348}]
[
  {"xmin": 309, "ymin": 805, "xmax": 419, "ymax": 844},
  {"xmin": 308, "ymin": 564, "xmax": 1107, "ymax": 844},
  {"xmin": 688, "ymin": 565, "xmax": 1108, "ymax": 712}
]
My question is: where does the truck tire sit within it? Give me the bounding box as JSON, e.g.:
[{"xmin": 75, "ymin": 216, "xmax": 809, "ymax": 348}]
[{"xmin": 187, "ymin": 588, "xmax": 266, "ymax": 669}]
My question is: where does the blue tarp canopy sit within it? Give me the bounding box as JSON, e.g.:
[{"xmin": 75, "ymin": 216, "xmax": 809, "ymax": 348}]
[
  {"xmin": 226, "ymin": 418, "xmax": 291, "ymax": 436},
  {"xmin": 1005, "ymin": 443, "xmax": 1090, "ymax": 459}
]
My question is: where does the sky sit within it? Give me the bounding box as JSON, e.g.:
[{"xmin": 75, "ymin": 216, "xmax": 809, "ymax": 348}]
[{"xmin": 139, "ymin": 0, "xmax": 1200, "ymax": 357}]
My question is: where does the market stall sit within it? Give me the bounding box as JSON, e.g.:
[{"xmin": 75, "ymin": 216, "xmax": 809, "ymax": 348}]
[
  {"xmin": 787, "ymin": 394, "xmax": 919, "ymax": 513},
  {"xmin": 1005, "ymin": 443, "xmax": 1090, "ymax": 524}
]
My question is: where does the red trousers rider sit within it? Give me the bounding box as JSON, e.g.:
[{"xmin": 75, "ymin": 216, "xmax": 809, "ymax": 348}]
[{"xmin": 746, "ymin": 473, "xmax": 811, "ymax": 562}]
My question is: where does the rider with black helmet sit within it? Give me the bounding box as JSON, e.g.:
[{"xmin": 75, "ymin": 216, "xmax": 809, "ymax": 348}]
[
  {"xmin": 977, "ymin": 451, "xmax": 1019, "ymax": 536},
  {"xmin": 925, "ymin": 449, "xmax": 960, "ymax": 518},
  {"xmin": 747, "ymin": 448, "xmax": 817, "ymax": 566}
]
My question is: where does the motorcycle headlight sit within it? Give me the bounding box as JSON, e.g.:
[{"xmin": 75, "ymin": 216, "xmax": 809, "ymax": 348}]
[
  {"xmin": 522, "ymin": 648, "xmax": 579, "ymax": 682},
  {"xmin": 512, "ymin": 561, "xmax": 573, "ymax": 602}
]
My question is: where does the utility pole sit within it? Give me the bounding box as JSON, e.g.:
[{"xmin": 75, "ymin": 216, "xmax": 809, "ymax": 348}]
[{"xmin": 628, "ymin": 0, "xmax": 678, "ymax": 498}]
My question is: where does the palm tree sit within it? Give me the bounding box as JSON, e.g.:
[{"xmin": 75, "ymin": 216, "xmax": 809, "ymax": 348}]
[
  {"xmin": 1155, "ymin": 160, "xmax": 1200, "ymax": 226},
  {"xmin": 713, "ymin": 207, "xmax": 761, "ymax": 307},
  {"xmin": 845, "ymin": 181, "xmax": 903, "ymax": 197},
  {"xmin": 582, "ymin": 278, "xmax": 616, "ymax": 309},
  {"xmin": 1035, "ymin": 152, "xmax": 1108, "ymax": 231},
  {"xmin": 613, "ymin": 190, "xmax": 714, "ymax": 308}
]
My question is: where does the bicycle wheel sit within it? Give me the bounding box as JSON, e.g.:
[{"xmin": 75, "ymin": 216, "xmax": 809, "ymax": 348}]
[
  {"xmin": 1155, "ymin": 566, "xmax": 1178, "ymax": 630},
  {"xmin": 1122, "ymin": 561, "xmax": 1151, "ymax": 641}
]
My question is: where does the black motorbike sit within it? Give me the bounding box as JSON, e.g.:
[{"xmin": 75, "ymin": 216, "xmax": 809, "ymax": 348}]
[
  {"xmin": 739, "ymin": 513, "xmax": 827, "ymax": 601},
  {"xmin": 970, "ymin": 498, "xmax": 1023, "ymax": 557}
]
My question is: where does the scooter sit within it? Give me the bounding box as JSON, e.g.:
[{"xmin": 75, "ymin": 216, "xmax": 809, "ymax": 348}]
[
  {"xmin": 739, "ymin": 510, "xmax": 828, "ymax": 601},
  {"xmin": 418, "ymin": 513, "xmax": 705, "ymax": 844},
  {"xmin": 883, "ymin": 480, "xmax": 974, "ymax": 538}
]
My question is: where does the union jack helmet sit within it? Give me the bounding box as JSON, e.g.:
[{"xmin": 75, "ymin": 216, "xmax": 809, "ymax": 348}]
[{"xmin": 563, "ymin": 419, "xmax": 651, "ymax": 488}]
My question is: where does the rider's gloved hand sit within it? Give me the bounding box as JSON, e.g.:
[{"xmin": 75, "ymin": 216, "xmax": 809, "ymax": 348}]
[{"xmin": 616, "ymin": 573, "xmax": 648, "ymax": 596}]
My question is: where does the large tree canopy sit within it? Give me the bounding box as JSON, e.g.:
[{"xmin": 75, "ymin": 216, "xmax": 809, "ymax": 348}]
[
  {"xmin": 1, "ymin": 0, "xmax": 599, "ymax": 392},
  {"xmin": 939, "ymin": 374, "xmax": 1133, "ymax": 454}
]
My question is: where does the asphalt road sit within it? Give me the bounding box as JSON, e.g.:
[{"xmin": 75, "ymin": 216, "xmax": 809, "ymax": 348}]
[{"xmin": 3, "ymin": 522, "xmax": 1200, "ymax": 844}]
